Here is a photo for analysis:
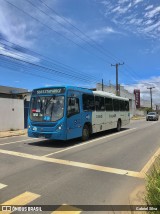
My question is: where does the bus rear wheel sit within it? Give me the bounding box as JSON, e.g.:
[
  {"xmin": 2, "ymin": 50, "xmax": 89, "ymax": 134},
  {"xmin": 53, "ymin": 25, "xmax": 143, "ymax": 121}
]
[
  {"xmin": 82, "ymin": 125, "xmax": 90, "ymax": 141},
  {"xmin": 117, "ymin": 120, "xmax": 121, "ymax": 132}
]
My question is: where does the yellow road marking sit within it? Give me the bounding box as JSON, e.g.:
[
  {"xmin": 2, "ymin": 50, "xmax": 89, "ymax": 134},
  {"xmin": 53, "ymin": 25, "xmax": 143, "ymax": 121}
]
[
  {"xmin": 140, "ymin": 147, "xmax": 160, "ymax": 175},
  {"xmin": 0, "ymin": 183, "xmax": 7, "ymax": 190},
  {"xmin": 0, "ymin": 149, "xmax": 143, "ymax": 178},
  {"xmin": 0, "ymin": 138, "xmax": 40, "ymax": 146},
  {"xmin": 0, "ymin": 191, "xmax": 40, "ymax": 214},
  {"xmin": 44, "ymin": 128, "xmax": 136, "ymax": 157},
  {"xmin": 52, "ymin": 204, "xmax": 82, "ymax": 214}
]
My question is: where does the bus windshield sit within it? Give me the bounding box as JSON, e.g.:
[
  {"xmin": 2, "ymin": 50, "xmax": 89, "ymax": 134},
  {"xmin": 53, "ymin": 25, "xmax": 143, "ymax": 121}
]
[{"xmin": 30, "ymin": 95, "xmax": 64, "ymax": 122}]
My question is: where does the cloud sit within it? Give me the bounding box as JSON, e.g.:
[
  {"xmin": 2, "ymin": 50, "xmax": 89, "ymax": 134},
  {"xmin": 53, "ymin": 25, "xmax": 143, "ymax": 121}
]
[
  {"xmin": 87, "ymin": 26, "xmax": 125, "ymax": 40},
  {"xmin": 145, "ymin": 6, "xmax": 160, "ymax": 18},
  {"xmin": 134, "ymin": 0, "xmax": 143, "ymax": 5},
  {"xmin": 100, "ymin": 0, "xmax": 160, "ymax": 41},
  {"xmin": 0, "ymin": 1, "xmax": 35, "ymax": 48},
  {"xmin": 145, "ymin": 5, "xmax": 154, "ymax": 10},
  {"xmin": 0, "ymin": 44, "xmax": 40, "ymax": 63},
  {"xmin": 123, "ymin": 76, "xmax": 160, "ymax": 103}
]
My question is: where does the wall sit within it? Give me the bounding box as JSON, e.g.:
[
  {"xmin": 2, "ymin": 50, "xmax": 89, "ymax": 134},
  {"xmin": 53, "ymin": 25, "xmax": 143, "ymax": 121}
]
[
  {"xmin": 135, "ymin": 109, "xmax": 146, "ymax": 116},
  {"xmin": 0, "ymin": 98, "xmax": 24, "ymax": 131}
]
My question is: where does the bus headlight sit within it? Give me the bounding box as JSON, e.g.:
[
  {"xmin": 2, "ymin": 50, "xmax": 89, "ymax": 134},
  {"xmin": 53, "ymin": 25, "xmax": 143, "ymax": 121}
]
[
  {"xmin": 33, "ymin": 127, "xmax": 37, "ymax": 131},
  {"xmin": 56, "ymin": 123, "xmax": 63, "ymax": 131}
]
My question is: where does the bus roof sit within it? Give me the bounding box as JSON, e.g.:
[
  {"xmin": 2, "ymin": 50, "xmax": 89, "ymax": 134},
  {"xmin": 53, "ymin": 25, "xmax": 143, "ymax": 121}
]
[
  {"xmin": 93, "ymin": 90, "xmax": 129, "ymax": 101},
  {"xmin": 32, "ymin": 86, "xmax": 129, "ymax": 100},
  {"xmin": 33, "ymin": 86, "xmax": 92, "ymax": 94}
]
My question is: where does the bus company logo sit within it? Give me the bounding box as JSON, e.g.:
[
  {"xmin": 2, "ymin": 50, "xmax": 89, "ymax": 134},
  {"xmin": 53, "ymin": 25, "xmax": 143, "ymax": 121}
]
[
  {"xmin": 109, "ymin": 114, "xmax": 116, "ymax": 118},
  {"xmin": 96, "ymin": 115, "xmax": 102, "ymax": 118}
]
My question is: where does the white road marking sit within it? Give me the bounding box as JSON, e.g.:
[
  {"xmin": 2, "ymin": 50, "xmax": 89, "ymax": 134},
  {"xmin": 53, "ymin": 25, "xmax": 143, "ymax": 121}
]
[
  {"xmin": 44, "ymin": 128, "xmax": 136, "ymax": 157},
  {"xmin": 0, "ymin": 149, "xmax": 143, "ymax": 178},
  {"xmin": 0, "ymin": 183, "xmax": 7, "ymax": 190},
  {"xmin": 0, "ymin": 138, "xmax": 41, "ymax": 146}
]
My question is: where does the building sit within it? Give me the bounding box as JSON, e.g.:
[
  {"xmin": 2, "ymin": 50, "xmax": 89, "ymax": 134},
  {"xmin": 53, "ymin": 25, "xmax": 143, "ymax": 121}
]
[{"xmin": 0, "ymin": 85, "xmax": 31, "ymax": 131}]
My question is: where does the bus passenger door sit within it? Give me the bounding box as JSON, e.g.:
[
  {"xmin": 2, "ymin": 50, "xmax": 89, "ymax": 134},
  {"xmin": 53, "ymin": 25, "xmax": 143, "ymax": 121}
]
[{"xmin": 67, "ymin": 95, "xmax": 82, "ymax": 140}]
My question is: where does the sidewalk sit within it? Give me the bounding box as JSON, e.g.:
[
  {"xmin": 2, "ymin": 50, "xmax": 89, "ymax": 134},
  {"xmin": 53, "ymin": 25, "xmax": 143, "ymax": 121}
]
[
  {"xmin": 131, "ymin": 116, "xmax": 145, "ymax": 120},
  {"xmin": 0, "ymin": 129, "xmax": 27, "ymax": 138}
]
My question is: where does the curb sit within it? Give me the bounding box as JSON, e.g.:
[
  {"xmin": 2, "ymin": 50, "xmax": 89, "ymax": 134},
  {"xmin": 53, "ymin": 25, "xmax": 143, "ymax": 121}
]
[
  {"xmin": 0, "ymin": 134, "xmax": 27, "ymax": 138},
  {"xmin": 0, "ymin": 131, "xmax": 27, "ymax": 138}
]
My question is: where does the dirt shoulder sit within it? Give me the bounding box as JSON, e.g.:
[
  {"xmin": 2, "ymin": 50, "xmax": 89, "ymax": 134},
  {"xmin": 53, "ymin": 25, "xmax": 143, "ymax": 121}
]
[
  {"xmin": 131, "ymin": 116, "xmax": 145, "ymax": 120},
  {"xmin": 0, "ymin": 129, "xmax": 27, "ymax": 138}
]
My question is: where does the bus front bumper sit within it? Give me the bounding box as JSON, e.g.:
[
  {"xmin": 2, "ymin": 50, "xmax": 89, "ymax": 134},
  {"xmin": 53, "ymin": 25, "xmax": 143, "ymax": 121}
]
[{"xmin": 28, "ymin": 129, "xmax": 66, "ymax": 140}]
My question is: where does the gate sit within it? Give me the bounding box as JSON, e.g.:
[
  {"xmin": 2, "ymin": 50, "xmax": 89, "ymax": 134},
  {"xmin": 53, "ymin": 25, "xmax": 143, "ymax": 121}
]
[{"xmin": 24, "ymin": 100, "xmax": 29, "ymax": 128}]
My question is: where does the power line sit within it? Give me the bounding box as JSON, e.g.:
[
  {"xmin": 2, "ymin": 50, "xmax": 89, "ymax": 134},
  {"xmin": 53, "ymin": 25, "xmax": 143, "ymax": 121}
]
[
  {"xmin": 0, "ymin": 53, "xmax": 97, "ymax": 84},
  {"xmin": 0, "ymin": 39, "xmax": 99, "ymax": 82},
  {"xmin": 41, "ymin": 0, "xmax": 143, "ymax": 84},
  {"xmin": 0, "ymin": 56, "xmax": 97, "ymax": 88},
  {"xmin": 38, "ymin": 0, "xmax": 119, "ymax": 63},
  {"xmin": 4, "ymin": 0, "xmax": 109, "ymax": 64},
  {"xmin": 2, "ymin": 0, "xmax": 147, "ymax": 87},
  {"xmin": 39, "ymin": 0, "xmax": 145, "ymax": 83}
]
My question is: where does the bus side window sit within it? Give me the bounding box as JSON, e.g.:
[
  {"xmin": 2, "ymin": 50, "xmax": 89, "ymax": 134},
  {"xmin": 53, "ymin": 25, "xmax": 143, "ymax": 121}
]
[
  {"xmin": 120, "ymin": 100, "xmax": 125, "ymax": 111},
  {"xmin": 95, "ymin": 96, "xmax": 105, "ymax": 111},
  {"xmin": 125, "ymin": 101, "xmax": 129, "ymax": 111},
  {"xmin": 67, "ymin": 97, "xmax": 80, "ymax": 117},
  {"xmin": 113, "ymin": 99, "xmax": 120, "ymax": 111},
  {"xmin": 105, "ymin": 98, "xmax": 113, "ymax": 111},
  {"xmin": 83, "ymin": 94, "xmax": 95, "ymax": 111}
]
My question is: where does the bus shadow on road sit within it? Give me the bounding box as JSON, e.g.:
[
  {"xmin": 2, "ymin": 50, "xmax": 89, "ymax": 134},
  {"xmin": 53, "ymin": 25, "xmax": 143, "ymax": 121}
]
[{"xmin": 27, "ymin": 128, "xmax": 130, "ymax": 148}]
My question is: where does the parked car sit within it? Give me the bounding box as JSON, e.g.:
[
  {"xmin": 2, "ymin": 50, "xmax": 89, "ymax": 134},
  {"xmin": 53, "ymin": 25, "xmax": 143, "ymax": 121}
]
[{"xmin": 146, "ymin": 112, "xmax": 159, "ymax": 121}]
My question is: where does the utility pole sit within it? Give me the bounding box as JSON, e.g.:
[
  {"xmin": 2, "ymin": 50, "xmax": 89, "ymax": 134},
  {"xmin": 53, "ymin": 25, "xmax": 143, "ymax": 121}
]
[
  {"xmin": 102, "ymin": 79, "xmax": 103, "ymax": 91},
  {"xmin": 111, "ymin": 62, "xmax": 124, "ymax": 96},
  {"xmin": 147, "ymin": 87, "xmax": 155, "ymax": 110}
]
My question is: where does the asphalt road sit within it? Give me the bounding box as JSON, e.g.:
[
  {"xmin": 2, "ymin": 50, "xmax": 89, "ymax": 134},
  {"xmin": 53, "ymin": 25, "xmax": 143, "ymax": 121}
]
[{"xmin": 0, "ymin": 119, "xmax": 160, "ymax": 213}]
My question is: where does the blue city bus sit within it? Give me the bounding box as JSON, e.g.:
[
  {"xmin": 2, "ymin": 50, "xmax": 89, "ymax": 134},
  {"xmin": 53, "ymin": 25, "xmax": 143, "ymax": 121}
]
[{"xmin": 28, "ymin": 86, "xmax": 130, "ymax": 141}]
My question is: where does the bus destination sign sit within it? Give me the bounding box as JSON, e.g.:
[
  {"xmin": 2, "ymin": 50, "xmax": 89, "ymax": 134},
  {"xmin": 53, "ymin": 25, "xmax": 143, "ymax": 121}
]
[{"xmin": 33, "ymin": 87, "xmax": 65, "ymax": 95}]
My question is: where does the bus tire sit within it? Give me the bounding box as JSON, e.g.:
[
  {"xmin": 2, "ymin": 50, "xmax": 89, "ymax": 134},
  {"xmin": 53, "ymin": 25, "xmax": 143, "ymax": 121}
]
[
  {"xmin": 82, "ymin": 125, "xmax": 90, "ymax": 141},
  {"xmin": 116, "ymin": 120, "xmax": 121, "ymax": 132}
]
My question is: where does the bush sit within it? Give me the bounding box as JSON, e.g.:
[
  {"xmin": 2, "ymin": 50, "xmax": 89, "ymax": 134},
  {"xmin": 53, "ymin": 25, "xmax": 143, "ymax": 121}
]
[{"xmin": 145, "ymin": 158, "xmax": 160, "ymax": 213}]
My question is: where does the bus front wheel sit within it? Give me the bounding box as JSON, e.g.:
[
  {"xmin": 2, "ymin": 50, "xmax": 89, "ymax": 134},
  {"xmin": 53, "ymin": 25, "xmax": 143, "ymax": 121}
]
[
  {"xmin": 82, "ymin": 125, "xmax": 90, "ymax": 141},
  {"xmin": 117, "ymin": 120, "xmax": 121, "ymax": 132}
]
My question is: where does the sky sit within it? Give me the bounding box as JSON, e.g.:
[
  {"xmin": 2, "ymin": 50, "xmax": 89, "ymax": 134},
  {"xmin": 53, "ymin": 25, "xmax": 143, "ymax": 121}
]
[{"xmin": 0, "ymin": 0, "xmax": 160, "ymax": 103}]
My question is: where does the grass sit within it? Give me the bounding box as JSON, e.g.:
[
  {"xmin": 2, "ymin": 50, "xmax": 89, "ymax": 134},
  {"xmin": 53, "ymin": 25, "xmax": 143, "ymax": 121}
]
[
  {"xmin": 145, "ymin": 157, "xmax": 160, "ymax": 213},
  {"xmin": 9, "ymin": 128, "xmax": 15, "ymax": 131}
]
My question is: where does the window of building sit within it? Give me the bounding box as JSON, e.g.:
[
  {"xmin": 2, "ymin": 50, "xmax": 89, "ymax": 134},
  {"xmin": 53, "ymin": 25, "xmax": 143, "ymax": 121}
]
[{"xmin": 82, "ymin": 94, "xmax": 95, "ymax": 111}]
